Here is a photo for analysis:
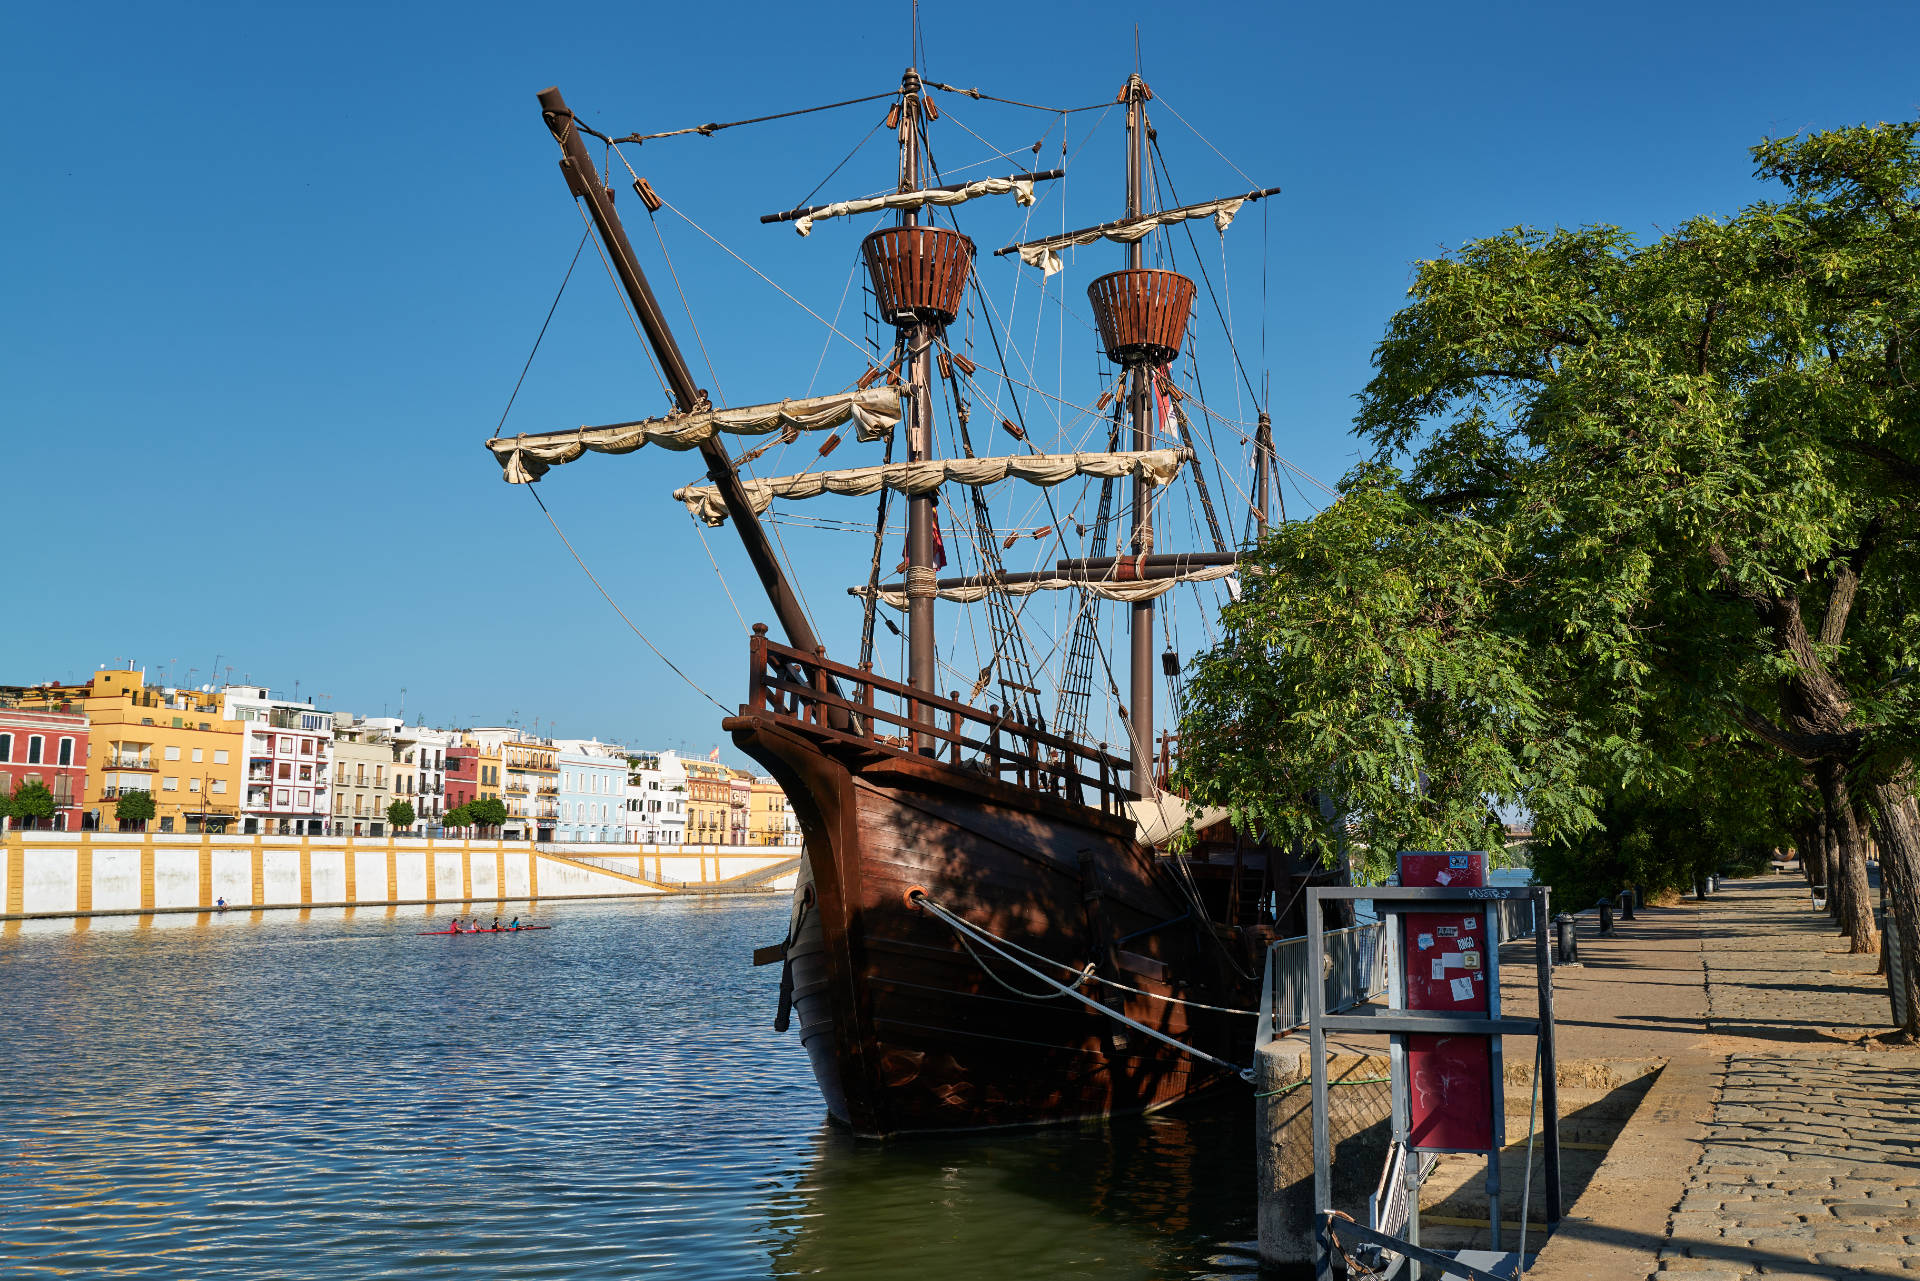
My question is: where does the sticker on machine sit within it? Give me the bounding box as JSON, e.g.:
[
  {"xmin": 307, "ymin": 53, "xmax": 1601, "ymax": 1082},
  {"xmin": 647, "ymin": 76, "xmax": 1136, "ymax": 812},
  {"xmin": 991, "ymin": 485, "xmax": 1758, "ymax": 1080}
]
[{"xmin": 1449, "ymin": 976, "xmax": 1475, "ymax": 1001}]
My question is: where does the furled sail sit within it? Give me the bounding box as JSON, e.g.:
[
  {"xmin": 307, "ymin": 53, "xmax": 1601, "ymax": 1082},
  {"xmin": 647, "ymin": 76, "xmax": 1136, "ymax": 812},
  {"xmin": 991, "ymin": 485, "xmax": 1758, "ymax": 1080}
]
[
  {"xmin": 486, "ymin": 387, "xmax": 903, "ymax": 484},
  {"xmin": 675, "ymin": 449, "xmax": 1189, "ymax": 526},
  {"xmin": 851, "ymin": 562, "xmax": 1239, "ymax": 607},
  {"xmin": 790, "ymin": 176, "xmax": 1036, "ymax": 236},
  {"xmin": 998, "ymin": 186, "xmax": 1280, "ymax": 275}
]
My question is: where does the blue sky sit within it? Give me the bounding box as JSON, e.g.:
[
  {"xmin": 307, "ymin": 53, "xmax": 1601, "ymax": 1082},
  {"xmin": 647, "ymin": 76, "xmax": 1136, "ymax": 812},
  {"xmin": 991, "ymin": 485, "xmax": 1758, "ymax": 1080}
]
[{"xmin": 6, "ymin": 1, "xmax": 1917, "ymax": 763}]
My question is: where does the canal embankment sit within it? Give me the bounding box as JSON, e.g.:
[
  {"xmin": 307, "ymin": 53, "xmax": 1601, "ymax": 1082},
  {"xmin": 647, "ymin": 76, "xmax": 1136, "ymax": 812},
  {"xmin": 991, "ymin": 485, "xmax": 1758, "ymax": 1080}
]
[
  {"xmin": 0, "ymin": 830, "xmax": 798, "ymax": 920},
  {"xmin": 1256, "ymin": 872, "xmax": 1918, "ymax": 1277}
]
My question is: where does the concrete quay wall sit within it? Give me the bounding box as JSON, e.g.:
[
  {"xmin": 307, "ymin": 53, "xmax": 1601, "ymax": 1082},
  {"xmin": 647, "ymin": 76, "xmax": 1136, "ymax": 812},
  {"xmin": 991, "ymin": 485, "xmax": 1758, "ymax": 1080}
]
[{"xmin": 0, "ymin": 831, "xmax": 799, "ymax": 919}]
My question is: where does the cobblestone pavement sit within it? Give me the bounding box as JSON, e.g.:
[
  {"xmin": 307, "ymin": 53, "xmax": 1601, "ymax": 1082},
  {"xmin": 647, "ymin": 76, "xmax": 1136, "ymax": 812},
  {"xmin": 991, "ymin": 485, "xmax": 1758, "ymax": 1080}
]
[{"xmin": 1656, "ymin": 874, "xmax": 1919, "ymax": 1280}]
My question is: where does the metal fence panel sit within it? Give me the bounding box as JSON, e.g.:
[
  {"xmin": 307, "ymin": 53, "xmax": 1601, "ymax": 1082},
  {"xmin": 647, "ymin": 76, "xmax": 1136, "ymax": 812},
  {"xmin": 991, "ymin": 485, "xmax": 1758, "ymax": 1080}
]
[{"xmin": 1258, "ymin": 894, "xmax": 1538, "ymax": 1047}]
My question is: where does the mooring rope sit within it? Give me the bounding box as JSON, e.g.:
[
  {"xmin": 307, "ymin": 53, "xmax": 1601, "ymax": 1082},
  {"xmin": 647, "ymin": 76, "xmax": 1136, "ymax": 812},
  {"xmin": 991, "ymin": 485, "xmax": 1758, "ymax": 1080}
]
[
  {"xmin": 919, "ymin": 890, "xmax": 1257, "ymax": 1015},
  {"xmin": 911, "ymin": 891, "xmax": 1255, "ymax": 1081}
]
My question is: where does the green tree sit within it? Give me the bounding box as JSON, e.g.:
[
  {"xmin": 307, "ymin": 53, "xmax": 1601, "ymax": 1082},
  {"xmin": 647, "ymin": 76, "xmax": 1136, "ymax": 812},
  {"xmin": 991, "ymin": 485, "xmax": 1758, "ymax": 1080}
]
[
  {"xmin": 1177, "ymin": 473, "xmax": 1595, "ymax": 878},
  {"xmin": 387, "ymin": 799, "xmax": 416, "ymax": 833},
  {"xmin": 444, "ymin": 804, "xmax": 472, "ymax": 831},
  {"xmin": 468, "ymin": 797, "xmax": 508, "ymax": 835},
  {"xmin": 1182, "ymin": 118, "xmax": 1920, "ymax": 1031},
  {"xmin": 115, "ymin": 789, "xmax": 156, "ymax": 831},
  {"xmin": 0, "ymin": 788, "xmax": 12, "ymax": 826},
  {"xmin": 8, "ymin": 781, "xmax": 57, "ymax": 829},
  {"xmin": 1353, "ymin": 121, "xmax": 1918, "ymax": 961}
]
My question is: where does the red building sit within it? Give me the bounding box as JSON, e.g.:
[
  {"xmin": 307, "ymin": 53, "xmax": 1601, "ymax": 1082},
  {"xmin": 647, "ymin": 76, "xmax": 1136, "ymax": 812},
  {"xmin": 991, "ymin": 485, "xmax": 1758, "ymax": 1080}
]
[
  {"xmin": 445, "ymin": 744, "xmax": 479, "ymax": 812},
  {"xmin": 0, "ymin": 709, "xmax": 90, "ymax": 831}
]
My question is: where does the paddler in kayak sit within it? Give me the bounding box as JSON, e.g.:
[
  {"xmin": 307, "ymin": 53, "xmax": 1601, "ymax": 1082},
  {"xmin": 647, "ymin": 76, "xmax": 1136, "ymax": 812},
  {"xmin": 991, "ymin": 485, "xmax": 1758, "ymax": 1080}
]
[
  {"xmin": 491, "ymin": 916, "xmax": 501, "ymax": 931},
  {"xmin": 508, "ymin": 916, "xmax": 521, "ymax": 931}
]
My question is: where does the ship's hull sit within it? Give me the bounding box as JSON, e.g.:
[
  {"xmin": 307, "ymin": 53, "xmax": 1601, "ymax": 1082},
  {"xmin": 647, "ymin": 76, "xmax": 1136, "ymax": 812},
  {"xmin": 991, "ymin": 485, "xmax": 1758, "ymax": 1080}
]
[{"xmin": 726, "ymin": 713, "xmax": 1257, "ymax": 1138}]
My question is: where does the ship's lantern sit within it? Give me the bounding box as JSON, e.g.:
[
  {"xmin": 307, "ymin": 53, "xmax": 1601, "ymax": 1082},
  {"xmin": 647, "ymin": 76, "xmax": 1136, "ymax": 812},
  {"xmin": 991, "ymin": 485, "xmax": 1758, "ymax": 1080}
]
[
  {"xmin": 1087, "ymin": 268, "xmax": 1196, "ymax": 367},
  {"xmin": 862, "ymin": 226, "xmax": 975, "ymax": 329}
]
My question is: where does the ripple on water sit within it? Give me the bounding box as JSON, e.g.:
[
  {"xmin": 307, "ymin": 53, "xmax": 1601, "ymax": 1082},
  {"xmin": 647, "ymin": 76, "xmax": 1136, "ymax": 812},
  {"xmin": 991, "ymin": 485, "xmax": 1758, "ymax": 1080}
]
[{"xmin": 0, "ymin": 897, "xmax": 1255, "ymax": 1279}]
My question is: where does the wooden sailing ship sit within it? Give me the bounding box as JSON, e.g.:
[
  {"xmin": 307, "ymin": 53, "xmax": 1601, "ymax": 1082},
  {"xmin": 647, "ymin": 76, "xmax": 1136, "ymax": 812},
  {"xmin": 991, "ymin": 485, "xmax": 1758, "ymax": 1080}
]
[{"xmin": 487, "ymin": 66, "xmax": 1336, "ymax": 1137}]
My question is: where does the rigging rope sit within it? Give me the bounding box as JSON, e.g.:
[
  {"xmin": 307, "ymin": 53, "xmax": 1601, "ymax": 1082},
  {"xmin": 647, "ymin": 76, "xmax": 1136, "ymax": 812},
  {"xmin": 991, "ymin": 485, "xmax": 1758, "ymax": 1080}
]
[
  {"xmin": 526, "ymin": 486, "xmax": 729, "ymax": 713},
  {"xmin": 920, "ymin": 890, "xmax": 1259, "ymax": 1015},
  {"xmin": 1054, "ymin": 405, "xmax": 1124, "ymax": 741},
  {"xmin": 858, "ymin": 345, "xmax": 903, "ymax": 670},
  {"xmin": 913, "ymin": 892, "xmax": 1255, "ymax": 1080},
  {"xmin": 576, "ymin": 91, "xmax": 899, "ymax": 146},
  {"xmin": 657, "ymin": 197, "xmax": 872, "ymax": 361},
  {"xmin": 571, "ymin": 197, "xmax": 672, "ymax": 404},
  {"xmin": 492, "ymin": 226, "xmax": 590, "ymax": 440},
  {"xmin": 923, "ymin": 82, "xmax": 1109, "ymax": 115}
]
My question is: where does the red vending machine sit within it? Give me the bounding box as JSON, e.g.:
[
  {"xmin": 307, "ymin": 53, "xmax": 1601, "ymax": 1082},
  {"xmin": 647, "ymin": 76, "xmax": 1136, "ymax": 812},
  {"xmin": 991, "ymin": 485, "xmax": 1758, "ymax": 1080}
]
[{"xmin": 1396, "ymin": 852, "xmax": 1500, "ymax": 1153}]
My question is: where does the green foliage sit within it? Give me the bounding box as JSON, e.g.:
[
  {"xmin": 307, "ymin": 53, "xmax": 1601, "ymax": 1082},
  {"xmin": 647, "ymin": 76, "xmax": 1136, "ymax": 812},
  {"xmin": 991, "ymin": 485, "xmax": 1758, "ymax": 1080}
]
[
  {"xmin": 444, "ymin": 804, "xmax": 472, "ymax": 830},
  {"xmin": 468, "ymin": 797, "xmax": 508, "ymax": 830},
  {"xmin": 9, "ymin": 781, "xmax": 56, "ymax": 824},
  {"xmin": 1533, "ymin": 748, "xmax": 1808, "ymax": 905},
  {"xmin": 0, "ymin": 788, "xmax": 11, "ymax": 821},
  {"xmin": 1180, "ymin": 118, "xmax": 1920, "ymax": 892},
  {"xmin": 386, "ymin": 799, "xmax": 416, "ymax": 832},
  {"xmin": 114, "ymin": 790, "xmax": 155, "ymax": 828},
  {"xmin": 1177, "ymin": 471, "xmax": 1594, "ymax": 876}
]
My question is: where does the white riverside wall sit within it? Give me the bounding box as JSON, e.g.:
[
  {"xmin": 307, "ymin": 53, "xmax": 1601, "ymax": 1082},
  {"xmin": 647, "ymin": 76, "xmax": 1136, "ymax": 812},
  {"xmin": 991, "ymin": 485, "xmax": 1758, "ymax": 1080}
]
[{"xmin": 0, "ymin": 833, "xmax": 797, "ymax": 920}]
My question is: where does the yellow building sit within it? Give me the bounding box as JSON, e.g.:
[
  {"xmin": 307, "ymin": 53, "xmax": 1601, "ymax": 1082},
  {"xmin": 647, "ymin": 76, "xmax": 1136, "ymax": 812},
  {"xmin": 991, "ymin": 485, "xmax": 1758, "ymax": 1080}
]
[
  {"xmin": 681, "ymin": 758, "xmax": 734, "ymax": 846},
  {"xmin": 17, "ymin": 669, "xmax": 243, "ymax": 833},
  {"xmin": 749, "ymin": 777, "xmax": 799, "ymax": 846}
]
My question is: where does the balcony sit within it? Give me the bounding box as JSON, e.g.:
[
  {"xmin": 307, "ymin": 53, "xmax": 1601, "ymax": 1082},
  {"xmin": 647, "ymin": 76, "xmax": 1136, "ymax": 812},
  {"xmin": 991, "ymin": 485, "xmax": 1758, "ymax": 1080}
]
[
  {"xmin": 538, "ymin": 785, "xmax": 559, "ymax": 797},
  {"xmin": 107, "ymin": 757, "xmax": 155, "ymax": 771}
]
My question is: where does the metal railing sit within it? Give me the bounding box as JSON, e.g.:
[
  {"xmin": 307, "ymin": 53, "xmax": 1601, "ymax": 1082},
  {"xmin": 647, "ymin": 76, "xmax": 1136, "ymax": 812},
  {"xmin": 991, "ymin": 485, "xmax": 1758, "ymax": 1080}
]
[
  {"xmin": 1257, "ymin": 894, "xmax": 1540, "ymax": 1047},
  {"xmin": 1256, "ymin": 921, "xmax": 1389, "ymax": 1047}
]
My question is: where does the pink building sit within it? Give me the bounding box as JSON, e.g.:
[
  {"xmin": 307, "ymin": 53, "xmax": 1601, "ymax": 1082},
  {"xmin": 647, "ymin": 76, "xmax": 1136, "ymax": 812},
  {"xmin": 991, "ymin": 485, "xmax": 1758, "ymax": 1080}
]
[{"xmin": 0, "ymin": 709, "xmax": 90, "ymax": 831}]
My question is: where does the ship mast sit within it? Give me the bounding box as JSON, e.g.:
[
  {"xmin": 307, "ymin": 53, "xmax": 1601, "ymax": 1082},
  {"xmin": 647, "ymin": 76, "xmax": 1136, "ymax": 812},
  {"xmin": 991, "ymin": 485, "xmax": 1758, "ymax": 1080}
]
[
  {"xmin": 535, "ymin": 87, "xmax": 824, "ymax": 660},
  {"xmin": 1123, "ymin": 72, "xmax": 1154, "ymax": 791},
  {"xmin": 897, "ymin": 68, "xmax": 938, "ymax": 723}
]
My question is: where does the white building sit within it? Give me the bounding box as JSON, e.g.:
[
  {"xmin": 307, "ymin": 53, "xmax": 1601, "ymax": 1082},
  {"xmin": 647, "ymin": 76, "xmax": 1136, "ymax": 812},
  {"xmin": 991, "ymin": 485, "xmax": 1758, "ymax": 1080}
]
[
  {"xmin": 393, "ymin": 725, "xmax": 454, "ymax": 833},
  {"xmin": 625, "ymin": 749, "xmax": 688, "ymax": 845},
  {"xmin": 224, "ymin": 686, "xmax": 334, "ymax": 836}
]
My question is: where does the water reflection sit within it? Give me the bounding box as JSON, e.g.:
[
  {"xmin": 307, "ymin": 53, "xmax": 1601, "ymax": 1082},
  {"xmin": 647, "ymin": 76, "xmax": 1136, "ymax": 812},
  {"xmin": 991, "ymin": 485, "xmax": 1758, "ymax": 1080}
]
[
  {"xmin": 0, "ymin": 896, "xmax": 1257, "ymax": 1279},
  {"xmin": 769, "ymin": 1097, "xmax": 1258, "ymax": 1281}
]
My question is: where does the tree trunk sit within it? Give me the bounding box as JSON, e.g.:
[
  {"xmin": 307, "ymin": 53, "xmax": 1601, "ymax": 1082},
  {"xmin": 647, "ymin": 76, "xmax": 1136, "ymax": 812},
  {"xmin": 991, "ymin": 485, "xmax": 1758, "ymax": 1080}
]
[
  {"xmin": 1819, "ymin": 760, "xmax": 1879, "ymax": 953},
  {"xmin": 1866, "ymin": 779, "xmax": 1920, "ymax": 1039},
  {"xmin": 1822, "ymin": 806, "xmax": 1843, "ymax": 921},
  {"xmin": 1796, "ymin": 819, "xmax": 1825, "ymax": 892}
]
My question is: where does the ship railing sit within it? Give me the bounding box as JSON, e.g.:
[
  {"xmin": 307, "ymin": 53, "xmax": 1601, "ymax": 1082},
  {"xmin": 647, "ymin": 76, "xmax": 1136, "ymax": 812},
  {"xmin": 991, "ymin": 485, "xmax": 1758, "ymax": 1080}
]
[{"xmin": 745, "ymin": 627, "xmax": 1135, "ymax": 816}]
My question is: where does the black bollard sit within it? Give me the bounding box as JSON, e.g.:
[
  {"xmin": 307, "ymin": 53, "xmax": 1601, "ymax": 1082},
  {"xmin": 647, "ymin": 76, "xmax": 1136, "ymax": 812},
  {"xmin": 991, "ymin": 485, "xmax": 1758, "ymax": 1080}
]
[
  {"xmin": 1596, "ymin": 897, "xmax": 1615, "ymax": 937},
  {"xmin": 1695, "ymin": 877, "xmax": 1708, "ymax": 899},
  {"xmin": 1619, "ymin": 888, "xmax": 1635, "ymax": 922},
  {"xmin": 1555, "ymin": 913, "xmax": 1578, "ymax": 965}
]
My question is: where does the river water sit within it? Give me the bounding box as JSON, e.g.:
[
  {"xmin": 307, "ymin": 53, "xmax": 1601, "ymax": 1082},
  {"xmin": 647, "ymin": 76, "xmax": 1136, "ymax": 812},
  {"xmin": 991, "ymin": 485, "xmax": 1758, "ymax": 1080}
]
[{"xmin": 0, "ymin": 896, "xmax": 1259, "ymax": 1279}]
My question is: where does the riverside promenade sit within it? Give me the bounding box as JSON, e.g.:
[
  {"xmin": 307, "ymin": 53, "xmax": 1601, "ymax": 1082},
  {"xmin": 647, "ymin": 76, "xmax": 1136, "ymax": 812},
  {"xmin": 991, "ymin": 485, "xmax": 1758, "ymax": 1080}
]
[{"xmin": 1523, "ymin": 871, "xmax": 1918, "ymax": 1281}]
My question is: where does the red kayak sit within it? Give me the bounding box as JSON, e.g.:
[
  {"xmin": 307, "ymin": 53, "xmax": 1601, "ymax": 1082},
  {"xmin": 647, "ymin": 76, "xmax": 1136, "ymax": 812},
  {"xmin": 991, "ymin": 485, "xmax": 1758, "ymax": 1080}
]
[{"xmin": 415, "ymin": 926, "xmax": 553, "ymax": 935}]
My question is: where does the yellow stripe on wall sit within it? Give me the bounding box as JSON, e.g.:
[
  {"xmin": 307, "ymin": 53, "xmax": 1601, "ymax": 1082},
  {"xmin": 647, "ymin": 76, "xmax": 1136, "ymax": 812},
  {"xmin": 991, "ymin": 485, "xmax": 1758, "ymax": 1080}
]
[{"xmin": 6, "ymin": 845, "xmax": 23, "ymax": 915}]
